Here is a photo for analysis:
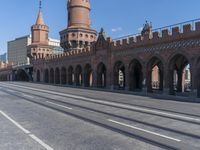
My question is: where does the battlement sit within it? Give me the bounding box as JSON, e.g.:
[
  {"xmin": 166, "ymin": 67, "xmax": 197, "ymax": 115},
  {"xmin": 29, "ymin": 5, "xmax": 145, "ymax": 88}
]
[
  {"xmin": 112, "ymin": 19, "xmax": 200, "ymax": 49},
  {"xmin": 35, "ymin": 47, "xmax": 91, "ymax": 62},
  {"xmin": 32, "ymin": 25, "xmax": 49, "ymax": 31}
]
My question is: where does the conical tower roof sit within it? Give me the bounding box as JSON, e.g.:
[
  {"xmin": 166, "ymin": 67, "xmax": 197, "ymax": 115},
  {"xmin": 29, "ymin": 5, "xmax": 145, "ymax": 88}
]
[
  {"xmin": 35, "ymin": 1, "xmax": 45, "ymax": 25},
  {"xmin": 36, "ymin": 8, "xmax": 44, "ymax": 25}
]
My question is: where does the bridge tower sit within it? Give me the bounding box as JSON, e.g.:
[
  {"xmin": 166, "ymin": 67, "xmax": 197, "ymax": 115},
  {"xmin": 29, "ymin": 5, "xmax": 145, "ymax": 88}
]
[
  {"xmin": 27, "ymin": 0, "xmax": 53, "ymax": 60},
  {"xmin": 60, "ymin": 0, "xmax": 97, "ymax": 51}
]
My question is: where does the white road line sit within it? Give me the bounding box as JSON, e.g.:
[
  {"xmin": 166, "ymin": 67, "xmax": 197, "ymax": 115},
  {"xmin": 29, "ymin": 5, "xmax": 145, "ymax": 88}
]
[
  {"xmin": 2, "ymin": 83, "xmax": 200, "ymax": 123},
  {"xmin": 0, "ymin": 110, "xmax": 30, "ymax": 134},
  {"xmin": 108, "ymin": 119, "xmax": 181, "ymax": 142},
  {"xmin": 0, "ymin": 110, "xmax": 54, "ymax": 150},
  {"xmin": 6, "ymin": 89, "xmax": 15, "ymax": 93},
  {"xmin": 22, "ymin": 94, "xmax": 34, "ymax": 99},
  {"xmin": 29, "ymin": 134, "xmax": 54, "ymax": 150},
  {"xmin": 46, "ymin": 101, "xmax": 72, "ymax": 110}
]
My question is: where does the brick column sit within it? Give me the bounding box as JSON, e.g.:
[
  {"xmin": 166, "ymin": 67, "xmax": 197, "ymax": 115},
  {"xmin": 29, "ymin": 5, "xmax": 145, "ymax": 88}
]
[
  {"xmin": 142, "ymin": 66, "xmax": 148, "ymax": 94},
  {"xmin": 93, "ymin": 70, "xmax": 97, "ymax": 88},
  {"xmin": 163, "ymin": 67, "xmax": 170, "ymax": 95},
  {"xmin": 125, "ymin": 66, "xmax": 129, "ymax": 91},
  {"xmin": 190, "ymin": 65, "xmax": 197, "ymax": 98}
]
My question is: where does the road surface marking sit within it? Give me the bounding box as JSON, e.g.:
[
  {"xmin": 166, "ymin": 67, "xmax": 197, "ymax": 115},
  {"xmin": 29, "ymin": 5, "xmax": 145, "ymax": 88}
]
[
  {"xmin": 0, "ymin": 110, "xmax": 54, "ymax": 150},
  {"xmin": 0, "ymin": 110, "xmax": 30, "ymax": 134},
  {"xmin": 29, "ymin": 134, "xmax": 54, "ymax": 150},
  {"xmin": 22, "ymin": 94, "xmax": 34, "ymax": 99},
  {"xmin": 46, "ymin": 101, "xmax": 72, "ymax": 110},
  {"xmin": 108, "ymin": 119, "xmax": 181, "ymax": 142},
  {"xmin": 2, "ymin": 83, "xmax": 200, "ymax": 123},
  {"xmin": 6, "ymin": 89, "xmax": 15, "ymax": 93}
]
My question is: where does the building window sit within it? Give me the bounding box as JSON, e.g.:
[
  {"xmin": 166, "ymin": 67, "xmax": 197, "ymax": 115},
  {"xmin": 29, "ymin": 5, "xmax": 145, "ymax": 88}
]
[{"xmin": 72, "ymin": 33, "xmax": 76, "ymax": 37}]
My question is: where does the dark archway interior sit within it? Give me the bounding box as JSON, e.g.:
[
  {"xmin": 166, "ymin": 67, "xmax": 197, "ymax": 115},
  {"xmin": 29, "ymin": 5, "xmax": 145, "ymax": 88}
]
[
  {"xmin": 68, "ymin": 66, "xmax": 74, "ymax": 85},
  {"xmin": 197, "ymin": 66, "xmax": 200, "ymax": 98},
  {"xmin": 44, "ymin": 69, "xmax": 49, "ymax": 83},
  {"xmin": 37, "ymin": 70, "xmax": 40, "ymax": 82},
  {"xmin": 0, "ymin": 74, "xmax": 8, "ymax": 81},
  {"xmin": 50, "ymin": 69, "xmax": 54, "ymax": 84},
  {"xmin": 75, "ymin": 65, "xmax": 82, "ymax": 86},
  {"xmin": 16, "ymin": 69, "xmax": 29, "ymax": 81},
  {"xmin": 61, "ymin": 67, "xmax": 67, "ymax": 85},
  {"xmin": 129, "ymin": 60, "xmax": 143, "ymax": 91},
  {"xmin": 97, "ymin": 63, "xmax": 106, "ymax": 88},
  {"xmin": 55, "ymin": 68, "xmax": 60, "ymax": 84}
]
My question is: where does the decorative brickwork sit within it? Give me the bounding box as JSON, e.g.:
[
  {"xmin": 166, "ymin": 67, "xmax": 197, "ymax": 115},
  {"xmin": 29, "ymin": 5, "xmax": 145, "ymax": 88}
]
[{"xmin": 1, "ymin": 1, "xmax": 200, "ymax": 98}]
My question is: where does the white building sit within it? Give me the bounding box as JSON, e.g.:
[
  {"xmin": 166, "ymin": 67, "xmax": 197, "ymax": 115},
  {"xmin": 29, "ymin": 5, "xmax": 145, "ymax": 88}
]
[
  {"xmin": 49, "ymin": 38, "xmax": 64, "ymax": 55},
  {"xmin": 0, "ymin": 53, "xmax": 7, "ymax": 63},
  {"xmin": 8, "ymin": 35, "xmax": 31, "ymax": 66},
  {"xmin": 7, "ymin": 35, "xmax": 63, "ymax": 66}
]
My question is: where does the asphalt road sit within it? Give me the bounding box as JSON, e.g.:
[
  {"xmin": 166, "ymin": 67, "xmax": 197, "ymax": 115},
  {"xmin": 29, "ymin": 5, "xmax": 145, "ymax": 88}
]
[{"xmin": 0, "ymin": 82, "xmax": 200, "ymax": 150}]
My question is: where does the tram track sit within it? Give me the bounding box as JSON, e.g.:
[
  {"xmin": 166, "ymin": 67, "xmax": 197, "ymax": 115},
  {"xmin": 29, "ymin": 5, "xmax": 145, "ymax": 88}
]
[
  {"xmin": 0, "ymin": 83, "xmax": 200, "ymax": 149},
  {"xmin": 1, "ymin": 83, "xmax": 200, "ymax": 125},
  {"xmin": 6, "ymin": 82, "xmax": 200, "ymax": 119}
]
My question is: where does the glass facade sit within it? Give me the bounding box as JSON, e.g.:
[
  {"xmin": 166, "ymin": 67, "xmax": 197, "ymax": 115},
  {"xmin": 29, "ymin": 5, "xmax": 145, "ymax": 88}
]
[{"xmin": 0, "ymin": 53, "xmax": 7, "ymax": 63}]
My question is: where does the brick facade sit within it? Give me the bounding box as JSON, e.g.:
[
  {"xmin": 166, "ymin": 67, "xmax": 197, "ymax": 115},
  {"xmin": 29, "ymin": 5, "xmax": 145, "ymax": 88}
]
[
  {"xmin": 33, "ymin": 23, "xmax": 200, "ymax": 97},
  {"xmin": 1, "ymin": 0, "xmax": 200, "ymax": 98}
]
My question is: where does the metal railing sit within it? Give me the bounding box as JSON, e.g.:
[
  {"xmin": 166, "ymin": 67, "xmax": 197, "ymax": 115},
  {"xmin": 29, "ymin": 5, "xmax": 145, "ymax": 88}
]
[{"xmin": 113, "ymin": 18, "xmax": 200, "ymax": 41}]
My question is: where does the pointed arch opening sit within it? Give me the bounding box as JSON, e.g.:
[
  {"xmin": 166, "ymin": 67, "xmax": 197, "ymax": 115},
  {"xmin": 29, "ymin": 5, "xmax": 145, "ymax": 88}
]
[
  {"xmin": 147, "ymin": 57, "xmax": 164, "ymax": 92},
  {"xmin": 168, "ymin": 54, "xmax": 191, "ymax": 95},
  {"xmin": 16, "ymin": 69, "xmax": 29, "ymax": 81},
  {"xmin": 129, "ymin": 59, "xmax": 143, "ymax": 91}
]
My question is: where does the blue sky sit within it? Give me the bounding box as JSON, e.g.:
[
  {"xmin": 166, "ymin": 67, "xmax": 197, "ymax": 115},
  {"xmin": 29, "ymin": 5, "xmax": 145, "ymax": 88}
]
[{"xmin": 0, "ymin": 0, "xmax": 200, "ymax": 54}]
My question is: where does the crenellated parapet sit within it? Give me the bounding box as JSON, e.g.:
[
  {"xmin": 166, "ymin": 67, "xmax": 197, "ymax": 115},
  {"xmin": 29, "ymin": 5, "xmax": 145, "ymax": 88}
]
[
  {"xmin": 111, "ymin": 20, "xmax": 200, "ymax": 51},
  {"xmin": 34, "ymin": 47, "xmax": 92, "ymax": 64},
  {"xmin": 31, "ymin": 25, "xmax": 49, "ymax": 32}
]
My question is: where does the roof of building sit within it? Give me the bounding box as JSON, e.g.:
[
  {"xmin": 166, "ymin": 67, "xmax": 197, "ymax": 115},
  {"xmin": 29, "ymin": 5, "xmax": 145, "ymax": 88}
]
[{"xmin": 36, "ymin": 8, "xmax": 45, "ymax": 25}]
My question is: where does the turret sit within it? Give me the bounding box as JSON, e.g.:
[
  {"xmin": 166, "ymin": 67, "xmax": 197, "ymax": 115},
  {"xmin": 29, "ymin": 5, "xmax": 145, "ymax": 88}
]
[
  {"xmin": 141, "ymin": 21, "xmax": 153, "ymax": 39},
  {"xmin": 60, "ymin": 0, "xmax": 97, "ymax": 51},
  {"xmin": 27, "ymin": 0, "xmax": 53, "ymax": 60},
  {"xmin": 68, "ymin": 0, "xmax": 91, "ymax": 28},
  {"xmin": 31, "ymin": 1, "xmax": 49, "ymax": 45}
]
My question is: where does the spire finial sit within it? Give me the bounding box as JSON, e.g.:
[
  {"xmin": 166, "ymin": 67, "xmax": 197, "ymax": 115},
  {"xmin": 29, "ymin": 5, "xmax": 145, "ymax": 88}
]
[{"xmin": 39, "ymin": 0, "xmax": 42, "ymax": 9}]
